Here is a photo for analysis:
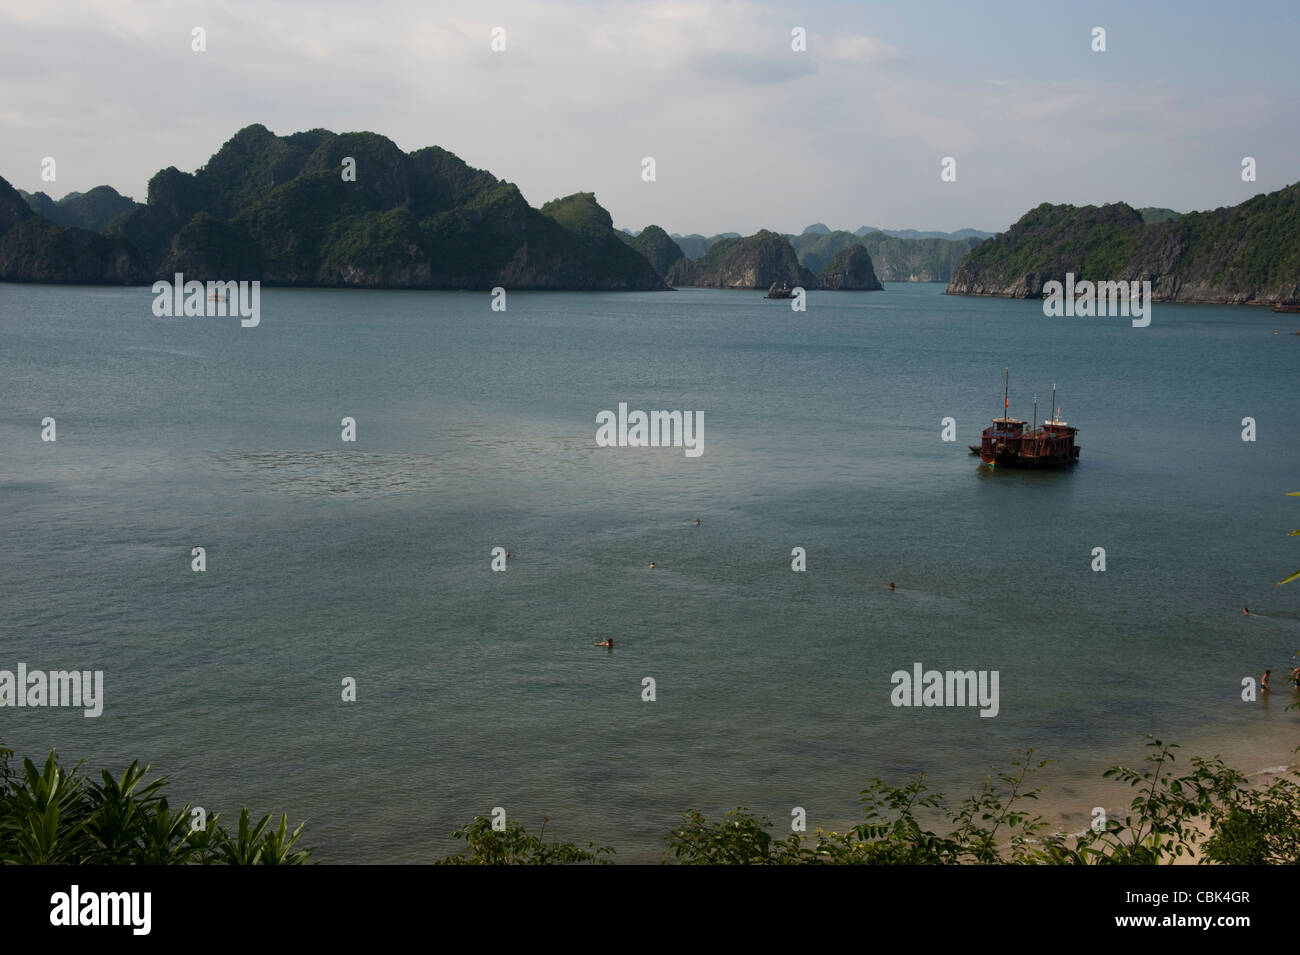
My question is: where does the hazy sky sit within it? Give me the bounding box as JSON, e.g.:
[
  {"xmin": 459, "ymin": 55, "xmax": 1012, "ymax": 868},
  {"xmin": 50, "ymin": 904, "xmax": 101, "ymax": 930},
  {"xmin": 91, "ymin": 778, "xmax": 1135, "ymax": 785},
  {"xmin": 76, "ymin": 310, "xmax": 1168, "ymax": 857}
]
[{"xmin": 2, "ymin": 0, "xmax": 1297, "ymax": 235}]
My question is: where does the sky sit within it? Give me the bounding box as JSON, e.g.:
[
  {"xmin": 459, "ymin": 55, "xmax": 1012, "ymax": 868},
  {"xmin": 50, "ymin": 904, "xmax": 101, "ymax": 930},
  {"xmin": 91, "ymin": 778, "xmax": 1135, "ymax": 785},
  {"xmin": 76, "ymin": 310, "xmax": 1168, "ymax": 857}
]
[{"xmin": 2, "ymin": 0, "xmax": 1297, "ymax": 236}]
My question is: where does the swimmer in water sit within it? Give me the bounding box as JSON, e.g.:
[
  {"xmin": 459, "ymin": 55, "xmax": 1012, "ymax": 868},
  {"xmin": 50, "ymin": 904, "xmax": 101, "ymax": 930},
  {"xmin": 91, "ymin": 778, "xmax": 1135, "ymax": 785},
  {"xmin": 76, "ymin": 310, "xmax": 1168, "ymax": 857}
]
[
  {"xmin": 649, "ymin": 562, "xmax": 656, "ymax": 569},
  {"xmin": 695, "ymin": 519, "xmax": 701, "ymax": 527},
  {"xmin": 888, "ymin": 582, "xmax": 895, "ymax": 591},
  {"xmin": 1262, "ymin": 669, "xmax": 1271, "ymax": 691},
  {"xmin": 594, "ymin": 638, "xmax": 614, "ymax": 648},
  {"xmin": 506, "ymin": 552, "xmax": 512, "ymax": 559},
  {"xmin": 1243, "ymin": 606, "xmax": 1250, "ymax": 615}
]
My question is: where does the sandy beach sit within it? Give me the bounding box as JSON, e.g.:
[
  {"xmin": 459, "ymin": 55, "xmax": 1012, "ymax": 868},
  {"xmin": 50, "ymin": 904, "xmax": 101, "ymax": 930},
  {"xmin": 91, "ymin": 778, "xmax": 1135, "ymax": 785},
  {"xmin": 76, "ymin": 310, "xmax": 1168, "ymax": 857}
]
[{"xmin": 1013, "ymin": 700, "xmax": 1299, "ymax": 862}]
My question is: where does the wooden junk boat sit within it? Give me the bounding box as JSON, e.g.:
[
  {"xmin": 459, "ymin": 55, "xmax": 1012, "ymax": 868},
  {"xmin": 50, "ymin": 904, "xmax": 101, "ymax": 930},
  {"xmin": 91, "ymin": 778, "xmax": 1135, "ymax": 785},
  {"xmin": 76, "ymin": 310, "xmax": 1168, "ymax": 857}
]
[{"xmin": 969, "ymin": 370, "xmax": 1080, "ymax": 468}]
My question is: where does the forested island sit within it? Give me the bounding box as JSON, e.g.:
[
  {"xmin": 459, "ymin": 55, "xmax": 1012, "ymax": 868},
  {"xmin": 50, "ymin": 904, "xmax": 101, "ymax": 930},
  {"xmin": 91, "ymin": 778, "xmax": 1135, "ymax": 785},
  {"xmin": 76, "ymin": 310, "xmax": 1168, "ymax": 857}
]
[
  {"xmin": 0, "ymin": 124, "xmax": 667, "ymax": 290},
  {"xmin": 945, "ymin": 186, "xmax": 1300, "ymax": 306}
]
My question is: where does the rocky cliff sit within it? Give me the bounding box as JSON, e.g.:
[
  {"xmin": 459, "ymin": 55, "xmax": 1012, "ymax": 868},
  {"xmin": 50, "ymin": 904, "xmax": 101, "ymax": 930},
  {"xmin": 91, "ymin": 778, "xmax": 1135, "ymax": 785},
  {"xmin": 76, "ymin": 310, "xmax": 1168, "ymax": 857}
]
[
  {"xmin": 618, "ymin": 224, "xmax": 690, "ymax": 277},
  {"xmin": 817, "ymin": 245, "xmax": 884, "ymax": 290},
  {"xmin": 670, "ymin": 230, "xmax": 818, "ymax": 289},
  {"xmin": 0, "ymin": 177, "xmax": 33, "ymax": 235},
  {"xmin": 946, "ymin": 184, "xmax": 1300, "ymax": 305}
]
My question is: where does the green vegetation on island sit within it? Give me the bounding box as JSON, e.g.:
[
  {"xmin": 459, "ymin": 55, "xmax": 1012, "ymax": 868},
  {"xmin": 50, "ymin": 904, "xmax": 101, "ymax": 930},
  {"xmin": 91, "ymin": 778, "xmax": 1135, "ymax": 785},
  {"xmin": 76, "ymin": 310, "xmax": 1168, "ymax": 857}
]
[
  {"xmin": 0, "ymin": 124, "xmax": 668, "ymax": 290},
  {"xmin": 946, "ymin": 184, "xmax": 1300, "ymax": 305},
  {"xmin": 677, "ymin": 229, "xmax": 818, "ymax": 289},
  {"xmin": 1136, "ymin": 207, "xmax": 1184, "ymax": 225},
  {"xmin": 817, "ymin": 244, "xmax": 884, "ymax": 290},
  {"xmin": 619, "ymin": 224, "xmax": 692, "ymax": 278}
]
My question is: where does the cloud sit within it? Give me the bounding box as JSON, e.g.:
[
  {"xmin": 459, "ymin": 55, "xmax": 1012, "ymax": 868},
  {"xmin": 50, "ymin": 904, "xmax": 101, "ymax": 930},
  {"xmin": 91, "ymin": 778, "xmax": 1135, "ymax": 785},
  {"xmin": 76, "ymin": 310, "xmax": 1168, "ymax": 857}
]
[
  {"xmin": 819, "ymin": 33, "xmax": 903, "ymax": 65},
  {"xmin": 0, "ymin": 0, "xmax": 1295, "ymax": 235}
]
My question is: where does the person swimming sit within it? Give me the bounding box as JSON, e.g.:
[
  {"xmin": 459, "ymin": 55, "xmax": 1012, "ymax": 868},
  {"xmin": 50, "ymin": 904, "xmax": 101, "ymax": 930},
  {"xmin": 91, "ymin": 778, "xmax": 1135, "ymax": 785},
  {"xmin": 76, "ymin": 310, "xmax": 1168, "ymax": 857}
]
[
  {"xmin": 694, "ymin": 519, "xmax": 701, "ymax": 526},
  {"xmin": 594, "ymin": 638, "xmax": 614, "ymax": 648},
  {"xmin": 1243, "ymin": 606, "xmax": 1250, "ymax": 615},
  {"xmin": 649, "ymin": 562, "xmax": 656, "ymax": 569},
  {"xmin": 1262, "ymin": 669, "xmax": 1271, "ymax": 691},
  {"xmin": 888, "ymin": 582, "xmax": 895, "ymax": 591}
]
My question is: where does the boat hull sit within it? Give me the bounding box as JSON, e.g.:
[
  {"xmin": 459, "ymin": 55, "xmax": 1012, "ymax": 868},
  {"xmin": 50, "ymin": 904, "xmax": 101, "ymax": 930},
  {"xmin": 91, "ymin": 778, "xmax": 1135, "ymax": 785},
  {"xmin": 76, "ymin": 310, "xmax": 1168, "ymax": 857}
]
[{"xmin": 969, "ymin": 446, "xmax": 1079, "ymax": 467}]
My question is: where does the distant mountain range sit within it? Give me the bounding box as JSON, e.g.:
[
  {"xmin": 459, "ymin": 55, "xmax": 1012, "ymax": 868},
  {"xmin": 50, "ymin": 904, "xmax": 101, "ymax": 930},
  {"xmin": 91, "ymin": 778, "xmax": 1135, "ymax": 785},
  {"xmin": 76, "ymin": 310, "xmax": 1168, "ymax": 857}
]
[
  {"xmin": 17, "ymin": 186, "xmax": 141, "ymax": 232},
  {"xmin": 621, "ymin": 226, "xmax": 982, "ymax": 283},
  {"xmin": 646, "ymin": 225, "xmax": 992, "ymax": 284},
  {"xmin": 803, "ymin": 222, "xmax": 994, "ymax": 241},
  {"xmin": 621, "ymin": 227, "xmax": 881, "ymax": 290},
  {"xmin": 668, "ymin": 233, "xmax": 739, "ymax": 260},
  {"xmin": 789, "ymin": 230, "xmax": 981, "ymax": 283},
  {"xmin": 946, "ymin": 187, "xmax": 1299, "ymax": 305}
]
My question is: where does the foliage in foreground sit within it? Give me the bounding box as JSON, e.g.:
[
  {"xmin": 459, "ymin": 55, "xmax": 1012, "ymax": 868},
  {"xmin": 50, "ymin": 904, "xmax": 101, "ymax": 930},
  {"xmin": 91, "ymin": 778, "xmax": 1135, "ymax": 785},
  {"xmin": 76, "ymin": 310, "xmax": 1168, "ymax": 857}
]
[
  {"xmin": 441, "ymin": 739, "xmax": 1300, "ymax": 865},
  {"xmin": 435, "ymin": 814, "xmax": 614, "ymax": 865},
  {"xmin": 8, "ymin": 736, "xmax": 1297, "ymax": 865},
  {"xmin": 0, "ymin": 743, "xmax": 314, "ymax": 865}
]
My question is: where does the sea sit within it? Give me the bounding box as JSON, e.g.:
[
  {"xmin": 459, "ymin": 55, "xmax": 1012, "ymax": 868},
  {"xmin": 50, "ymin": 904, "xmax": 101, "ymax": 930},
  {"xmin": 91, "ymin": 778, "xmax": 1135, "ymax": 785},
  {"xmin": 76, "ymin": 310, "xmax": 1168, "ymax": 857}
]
[{"xmin": 1, "ymin": 281, "xmax": 1298, "ymax": 862}]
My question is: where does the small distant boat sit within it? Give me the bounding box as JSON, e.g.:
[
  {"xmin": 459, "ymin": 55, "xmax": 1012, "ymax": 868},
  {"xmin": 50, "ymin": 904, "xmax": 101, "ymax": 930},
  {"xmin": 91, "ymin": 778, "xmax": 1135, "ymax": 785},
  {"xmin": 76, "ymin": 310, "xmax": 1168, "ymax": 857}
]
[
  {"xmin": 969, "ymin": 370, "xmax": 1080, "ymax": 468},
  {"xmin": 1273, "ymin": 304, "xmax": 1300, "ymax": 313},
  {"xmin": 765, "ymin": 281, "xmax": 795, "ymax": 299}
]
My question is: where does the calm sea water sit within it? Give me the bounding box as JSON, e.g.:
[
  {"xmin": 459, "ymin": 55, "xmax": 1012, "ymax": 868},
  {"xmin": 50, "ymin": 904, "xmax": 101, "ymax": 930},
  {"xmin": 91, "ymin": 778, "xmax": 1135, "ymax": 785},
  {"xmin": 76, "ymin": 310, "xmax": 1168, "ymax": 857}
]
[{"xmin": 1, "ymin": 282, "xmax": 1298, "ymax": 862}]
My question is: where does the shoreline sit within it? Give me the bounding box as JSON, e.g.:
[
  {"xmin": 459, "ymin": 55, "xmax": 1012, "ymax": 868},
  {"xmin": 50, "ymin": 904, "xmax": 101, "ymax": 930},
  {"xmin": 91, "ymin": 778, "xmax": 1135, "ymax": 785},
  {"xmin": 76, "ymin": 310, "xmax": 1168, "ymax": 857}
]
[
  {"xmin": 941, "ymin": 288, "xmax": 1298, "ymax": 308},
  {"xmin": 995, "ymin": 709, "xmax": 1300, "ymax": 863}
]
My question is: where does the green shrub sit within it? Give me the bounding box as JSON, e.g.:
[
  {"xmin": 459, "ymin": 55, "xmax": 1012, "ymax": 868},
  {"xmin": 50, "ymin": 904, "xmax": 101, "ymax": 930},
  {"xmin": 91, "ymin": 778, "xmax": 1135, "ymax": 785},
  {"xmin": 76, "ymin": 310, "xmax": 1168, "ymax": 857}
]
[{"xmin": 0, "ymin": 745, "xmax": 314, "ymax": 865}]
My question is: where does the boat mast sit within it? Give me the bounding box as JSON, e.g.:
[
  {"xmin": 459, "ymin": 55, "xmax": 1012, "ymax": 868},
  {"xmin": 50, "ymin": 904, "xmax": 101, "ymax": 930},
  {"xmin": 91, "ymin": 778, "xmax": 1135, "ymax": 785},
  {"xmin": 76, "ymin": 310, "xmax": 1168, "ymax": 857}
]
[{"xmin": 1003, "ymin": 368, "xmax": 1009, "ymax": 421}]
